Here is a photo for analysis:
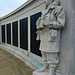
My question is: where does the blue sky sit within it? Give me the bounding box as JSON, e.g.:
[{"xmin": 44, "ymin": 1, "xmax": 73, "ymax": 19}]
[{"xmin": 0, "ymin": 0, "xmax": 28, "ymax": 17}]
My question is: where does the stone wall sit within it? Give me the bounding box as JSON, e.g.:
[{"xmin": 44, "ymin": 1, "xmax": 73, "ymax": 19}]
[{"xmin": 60, "ymin": 0, "xmax": 75, "ymax": 75}]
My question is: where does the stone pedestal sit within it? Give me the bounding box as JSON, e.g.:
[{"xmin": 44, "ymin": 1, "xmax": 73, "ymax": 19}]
[{"xmin": 33, "ymin": 71, "xmax": 48, "ymax": 75}]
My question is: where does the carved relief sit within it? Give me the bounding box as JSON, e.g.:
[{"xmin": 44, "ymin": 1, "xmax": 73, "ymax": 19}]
[{"xmin": 33, "ymin": 0, "xmax": 65, "ymax": 75}]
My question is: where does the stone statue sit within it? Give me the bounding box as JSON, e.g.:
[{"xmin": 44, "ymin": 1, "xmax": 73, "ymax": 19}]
[{"xmin": 33, "ymin": 0, "xmax": 65, "ymax": 75}]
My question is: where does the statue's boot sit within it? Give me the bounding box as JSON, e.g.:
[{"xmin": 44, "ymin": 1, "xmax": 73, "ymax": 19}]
[
  {"xmin": 37, "ymin": 63, "xmax": 48, "ymax": 72},
  {"xmin": 48, "ymin": 67, "xmax": 55, "ymax": 75}
]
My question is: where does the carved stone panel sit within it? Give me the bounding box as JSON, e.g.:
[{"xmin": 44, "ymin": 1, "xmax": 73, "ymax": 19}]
[
  {"xmin": 1, "ymin": 25, "xmax": 5, "ymax": 43},
  {"xmin": 6, "ymin": 23, "xmax": 11, "ymax": 44},
  {"xmin": 20, "ymin": 18, "xmax": 28, "ymax": 50},
  {"xmin": 30, "ymin": 12, "xmax": 42, "ymax": 56},
  {"xmin": 12, "ymin": 21, "xmax": 18, "ymax": 47}
]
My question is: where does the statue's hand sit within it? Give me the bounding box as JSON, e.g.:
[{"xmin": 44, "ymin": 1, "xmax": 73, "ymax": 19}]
[
  {"xmin": 49, "ymin": 21, "xmax": 53, "ymax": 28},
  {"xmin": 38, "ymin": 17, "xmax": 41, "ymax": 20},
  {"xmin": 40, "ymin": 20, "xmax": 48, "ymax": 26},
  {"xmin": 49, "ymin": 21, "xmax": 53, "ymax": 25},
  {"xmin": 36, "ymin": 21, "xmax": 39, "ymax": 25},
  {"xmin": 36, "ymin": 17, "xmax": 43, "ymax": 25}
]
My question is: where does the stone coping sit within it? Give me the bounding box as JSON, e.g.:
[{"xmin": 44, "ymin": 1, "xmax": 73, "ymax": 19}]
[{"xmin": 0, "ymin": 45, "xmax": 43, "ymax": 70}]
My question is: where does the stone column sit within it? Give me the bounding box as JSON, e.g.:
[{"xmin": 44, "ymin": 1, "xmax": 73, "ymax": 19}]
[
  {"xmin": 5, "ymin": 24, "xmax": 7, "ymax": 44},
  {"xmin": 28, "ymin": 16, "xmax": 31, "ymax": 54},
  {"xmin": 60, "ymin": 0, "xmax": 75, "ymax": 75}
]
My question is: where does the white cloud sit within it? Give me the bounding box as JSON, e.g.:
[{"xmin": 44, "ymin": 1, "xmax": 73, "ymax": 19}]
[
  {"xmin": 0, "ymin": 0, "xmax": 28, "ymax": 17},
  {"xmin": 17, "ymin": 0, "xmax": 28, "ymax": 3},
  {"xmin": 0, "ymin": 5, "xmax": 12, "ymax": 17}
]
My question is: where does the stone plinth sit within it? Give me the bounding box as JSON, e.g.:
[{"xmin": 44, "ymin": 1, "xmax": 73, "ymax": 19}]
[{"xmin": 33, "ymin": 71, "xmax": 48, "ymax": 75}]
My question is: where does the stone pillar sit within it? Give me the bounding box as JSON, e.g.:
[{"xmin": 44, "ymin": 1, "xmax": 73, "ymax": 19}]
[
  {"xmin": 70, "ymin": 0, "xmax": 75, "ymax": 75},
  {"xmin": 60, "ymin": 0, "xmax": 75, "ymax": 75},
  {"xmin": 5, "ymin": 24, "xmax": 7, "ymax": 44},
  {"xmin": 28, "ymin": 16, "xmax": 31, "ymax": 53}
]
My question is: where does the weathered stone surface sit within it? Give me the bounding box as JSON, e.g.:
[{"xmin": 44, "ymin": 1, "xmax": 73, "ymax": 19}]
[
  {"xmin": 34, "ymin": 0, "xmax": 65, "ymax": 75},
  {"xmin": 33, "ymin": 71, "xmax": 48, "ymax": 75}
]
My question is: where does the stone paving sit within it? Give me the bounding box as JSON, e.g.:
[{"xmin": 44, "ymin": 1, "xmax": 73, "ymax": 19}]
[{"xmin": 0, "ymin": 48, "xmax": 33, "ymax": 75}]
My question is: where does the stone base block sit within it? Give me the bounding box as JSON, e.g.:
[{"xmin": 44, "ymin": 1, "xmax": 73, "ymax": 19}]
[{"xmin": 33, "ymin": 71, "xmax": 48, "ymax": 75}]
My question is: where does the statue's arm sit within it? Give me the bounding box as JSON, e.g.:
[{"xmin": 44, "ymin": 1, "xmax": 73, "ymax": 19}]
[{"xmin": 49, "ymin": 7, "xmax": 65, "ymax": 29}]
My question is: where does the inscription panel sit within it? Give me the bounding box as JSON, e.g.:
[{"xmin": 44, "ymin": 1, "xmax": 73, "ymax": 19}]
[
  {"xmin": 1, "ymin": 25, "xmax": 5, "ymax": 43},
  {"xmin": 30, "ymin": 12, "xmax": 42, "ymax": 56},
  {"xmin": 7, "ymin": 23, "xmax": 11, "ymax": 44},
  {"xmin": 20, "ymin": 18, "xmax": 28, "ymax": 50},
  {"xmin": 12, "ymin": 21, "xmax": 18, "ymax": 47}
]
